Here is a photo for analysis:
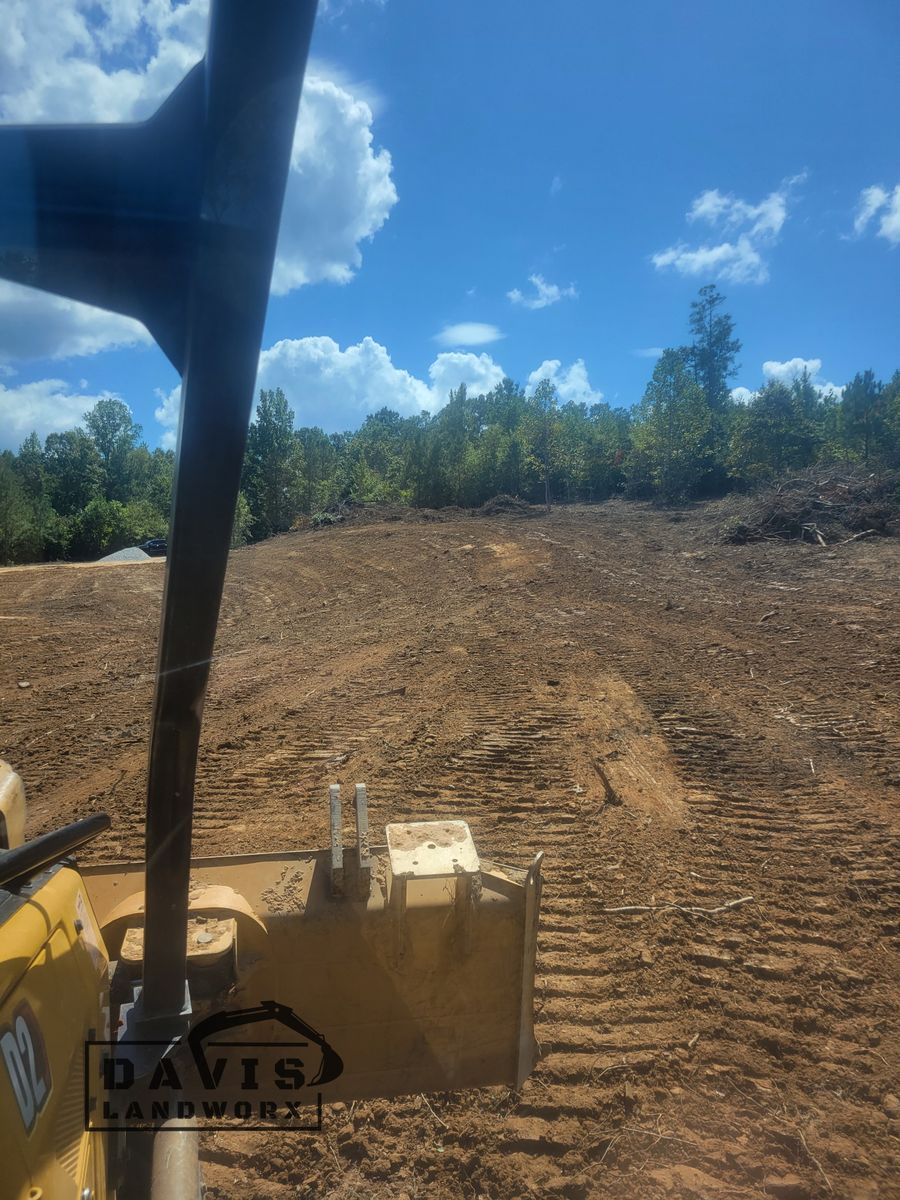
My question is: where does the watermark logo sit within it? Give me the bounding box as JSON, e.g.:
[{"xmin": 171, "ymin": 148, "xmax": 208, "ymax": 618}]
[{"xmin": 85, "ymin": 999, "xmax": 343, "ymax": 1132}]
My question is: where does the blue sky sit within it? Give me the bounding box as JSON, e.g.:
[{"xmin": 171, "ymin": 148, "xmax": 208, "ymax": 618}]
[{"xmin": 1, "ymin": 0, "xmax": 898, "ymax": 449}]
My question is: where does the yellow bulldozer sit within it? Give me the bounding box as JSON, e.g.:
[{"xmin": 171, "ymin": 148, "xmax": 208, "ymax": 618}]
[{"xmin": 0, "ymin": 3, "xmax": 542, "ymax": 1196}]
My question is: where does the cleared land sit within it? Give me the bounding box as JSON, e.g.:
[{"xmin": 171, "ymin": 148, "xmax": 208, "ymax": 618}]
[{"xmin": 2, "ymin": 502, "xmax": 899, "ymax": 1199}]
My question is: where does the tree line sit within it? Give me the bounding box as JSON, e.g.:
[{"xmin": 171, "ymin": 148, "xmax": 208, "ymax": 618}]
[{"xmin": 2, "ymin": 285, "xmax": 898, "ymax": 563}]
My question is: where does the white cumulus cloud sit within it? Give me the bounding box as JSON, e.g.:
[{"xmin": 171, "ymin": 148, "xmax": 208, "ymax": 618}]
[
  {"xmin": 433, "ymin": 323, "xmax": 504, "ymax": 348},
  {"xmin": 732, "ymin": 357, "xmax": 843, "ymax": 404},
  {"xmin": 153, "ymin": 383, "xmax": 182, "ymax": 451},
  {"xmin": 271, "ymin": 76, "xmax": 396, "ymax": 293},
  {"xmin": 652, "ymin": 236, "xmax": 766, "ymax": 284},
  {"xmin": 653, "ymin": 175, "xmax": 805, "ymax": 285},
  {"xmin": 688, "ymin": 187, "xmax": 790, "ymax": 239},
  {"xmin": 507, "ymin": 274, "xmax": 578, "ymax": 310},
  {"xmin": 0, "ymin": 378, "xmax": 120, "ymax": 449},
  {"xmin": 853, "ymin": 184, "xmax": 900, "ymax": 246},
  {"xmin": 0, "ymin": 0, "xmax": 207, "ymax": 124},
  {"xmin": 0, "ymin": 282, "xmax": 151, "ymax": 366},
  {"xmin": 763, "ymin": 357, "xmax": 842, "ymax": 398},
  {"xmin": 526, "ymin": 359, "xmax": 603, "ymax": 405},
  {"xmin": 0, "ymin": 1, "xmax": 397, "ymax": 361},
  {"xmin": 762, "ymin": 357, "xmax": 822, "ymax": 383},
  {"xmin": 427, "ymin": 352, "xmax": 505, "ymax": 402},
  {"xmin": 256, "ymin": 337, "xmax": 431, "ymax": 432},
  {"xmin": 155, "ymin": 338, "xmax": 600, "ymax": 440},
  {"xmin": 730, "ymin": 386, "xmax": 755, "ymax": 405}
]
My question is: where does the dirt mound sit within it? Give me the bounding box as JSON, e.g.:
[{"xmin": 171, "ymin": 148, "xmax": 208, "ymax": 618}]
[
  {"xmin": 711, "ymin": 466, "xmax": 900, "ymax": 545},
  {"xmin": 476, "ymin": 493, "xmax": 534, "ymax": 516},
  {"xmin": 304, "ymin": 501, "xmax": 467, "ymax": 530}
]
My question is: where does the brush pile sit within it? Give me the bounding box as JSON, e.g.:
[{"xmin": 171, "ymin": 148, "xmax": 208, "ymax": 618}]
[
  {"xmin": 476, "ymin": 494, "xmax": 533, "ymax": 517},
  {"xmin": 716, "ymin": 467, "xmax": 900, "ymax": 545}
]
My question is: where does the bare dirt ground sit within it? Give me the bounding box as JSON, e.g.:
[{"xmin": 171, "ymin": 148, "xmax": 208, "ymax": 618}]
[{"xmin": 3, "ymin": 502, "xmax": 899, "ymax": 1199}]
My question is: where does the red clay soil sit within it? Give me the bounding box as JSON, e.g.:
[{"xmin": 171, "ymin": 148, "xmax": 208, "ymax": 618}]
[{"xmin": 2, "ymin": 501, "xmax": 899, "ymax": 1199}]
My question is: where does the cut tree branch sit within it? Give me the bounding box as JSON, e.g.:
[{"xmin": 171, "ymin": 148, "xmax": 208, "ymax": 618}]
[{"xmin": 600, "ymin": 895, "xmax": 754, "ymax": 918}]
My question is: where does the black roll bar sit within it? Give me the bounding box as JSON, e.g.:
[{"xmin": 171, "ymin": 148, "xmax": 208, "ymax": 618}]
[
  {"xmin": 0, "ymin": 0, "xmax": 319, "ymax": 1021},
  {"xmin": 0, "ymin": 815, "xmax": 111, "ymax": 891}
]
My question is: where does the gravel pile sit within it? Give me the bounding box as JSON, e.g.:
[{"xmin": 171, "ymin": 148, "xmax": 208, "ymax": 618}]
[{"xmin": 98, "ymin": 546, "xmax": 151, "ymax": 562}]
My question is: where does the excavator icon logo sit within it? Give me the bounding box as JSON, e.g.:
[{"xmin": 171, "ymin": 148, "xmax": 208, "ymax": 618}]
[{"xmin": 187, "ymin": 999, "xmax": 344, "ymax": 1091}]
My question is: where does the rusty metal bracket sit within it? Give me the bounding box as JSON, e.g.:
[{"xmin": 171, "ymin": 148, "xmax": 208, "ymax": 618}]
[
  {"xmin": 354, "ymin": 783, "xmax": 372, "ymax": 897},
  {"xmin": 329, "ymin": 783, "xmax": 344, "ymax": 897}
]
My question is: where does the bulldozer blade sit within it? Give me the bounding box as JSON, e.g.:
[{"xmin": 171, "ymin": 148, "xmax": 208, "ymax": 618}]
[{"xmin": 81, "ymin": 812, "xmax": 542, "ymax": 1112}]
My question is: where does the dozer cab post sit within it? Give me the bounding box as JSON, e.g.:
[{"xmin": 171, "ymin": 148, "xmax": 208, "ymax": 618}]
[{"xmin": 0, "ymin": 3, "xmax": 542, "ymax": 1196}]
